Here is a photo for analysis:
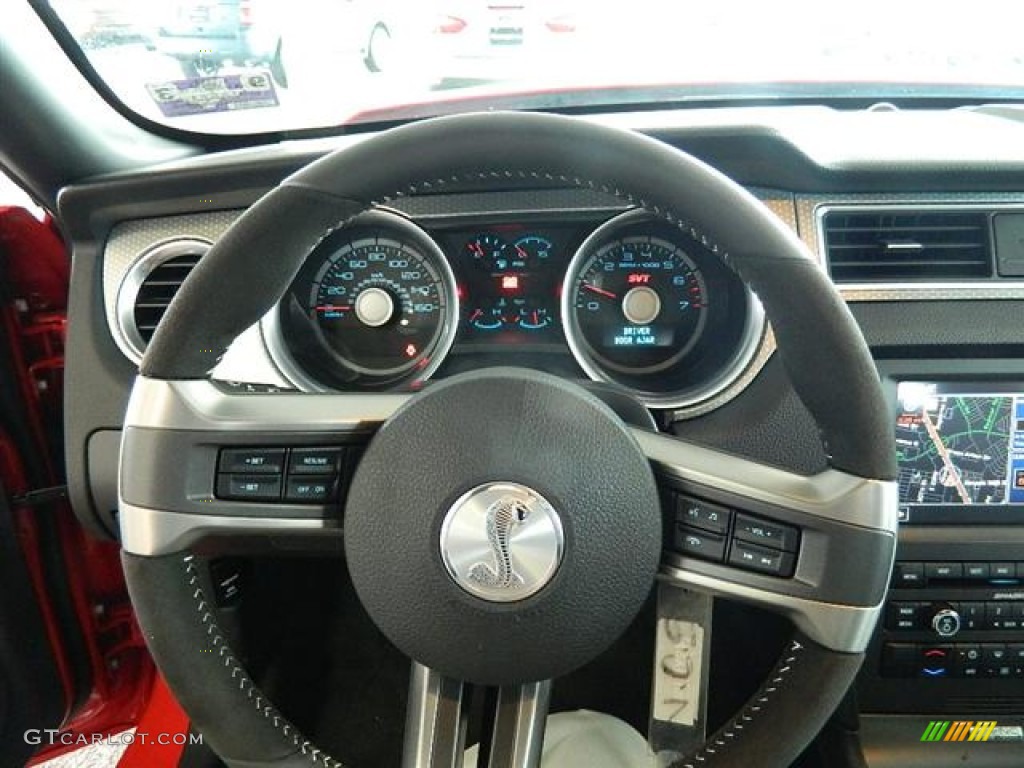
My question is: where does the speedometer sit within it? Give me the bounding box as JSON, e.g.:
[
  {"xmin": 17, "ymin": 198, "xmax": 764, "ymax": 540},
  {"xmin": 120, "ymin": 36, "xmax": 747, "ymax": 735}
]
[{"xmin": 271, "ymin": 211, "xmax": 458, "ymax": 391}]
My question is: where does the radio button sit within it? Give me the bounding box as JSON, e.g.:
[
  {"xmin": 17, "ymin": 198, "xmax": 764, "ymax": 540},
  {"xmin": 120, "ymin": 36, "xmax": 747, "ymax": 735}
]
[
  {"xmin": 986, "ymin": 602, "xmax": 1016, "ymax": 630},
  {"xmin": 958, "ymin": 602, "xmax": 985, "ymax": 630},
  {"xmin": 991, "ymin": 563, "xmax": 1016, "ymax": 580},
  {"xmin": 893, "ymin": 562, "xmax": 925, "ymax": 588},
  {"xmin": 926, "ymin": 562, "xmax": 963, "ymax": 581},
  {"xmin": 964, "ymin": 563, "xmax": 990, "ymax": 580},
  {"xmin": 886, "ymin": 602, "xmax": 924, "ymax": 631}
]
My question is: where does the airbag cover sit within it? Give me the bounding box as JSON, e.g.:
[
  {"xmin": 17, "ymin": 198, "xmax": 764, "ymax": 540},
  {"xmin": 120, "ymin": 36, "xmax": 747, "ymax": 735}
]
[{"xmin": 344, "ymin": 368, "xmax": 660, "ymax": 685}]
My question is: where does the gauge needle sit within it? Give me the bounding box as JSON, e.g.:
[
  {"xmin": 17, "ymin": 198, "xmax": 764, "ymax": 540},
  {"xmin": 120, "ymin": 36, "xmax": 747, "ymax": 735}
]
[
  {"xmin": 582, "ymin": 283, "xmax": 617, "ymax": 299},
  {"xmin": 315, "ymin": 305, "xmax": 352, "ymax": 311},
  {"xmin": 469, "ymin": 309, "xmax": 483, "ymax": 322}
]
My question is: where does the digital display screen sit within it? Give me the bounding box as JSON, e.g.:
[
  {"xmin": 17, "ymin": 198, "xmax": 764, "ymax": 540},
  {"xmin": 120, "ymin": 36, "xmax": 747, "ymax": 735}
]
[{"xmin": 896, "ymin": 381, "xmax": 1024, "ymax": 524}]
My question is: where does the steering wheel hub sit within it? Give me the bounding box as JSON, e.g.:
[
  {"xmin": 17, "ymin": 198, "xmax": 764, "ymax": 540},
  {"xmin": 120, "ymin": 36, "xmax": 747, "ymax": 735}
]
[
  {"xmin": 440, "ymin": 482, "xmax": 565, "ymax": 603},
  {"xmin": 343, "ymin": 368, "xmax": 661, "ymax": 685}
]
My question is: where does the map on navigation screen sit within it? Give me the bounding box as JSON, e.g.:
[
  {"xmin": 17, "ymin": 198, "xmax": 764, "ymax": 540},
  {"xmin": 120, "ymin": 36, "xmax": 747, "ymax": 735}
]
[{"xmin": 896, "ymin": 383, "xmax": 1024, "ymax": 507}]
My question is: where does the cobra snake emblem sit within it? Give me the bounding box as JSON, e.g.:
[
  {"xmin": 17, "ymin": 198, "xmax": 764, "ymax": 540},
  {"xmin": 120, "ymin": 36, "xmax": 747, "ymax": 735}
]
[{"xmin": 467, "ymin": 498, "xmax": 532, "ymax": 589}]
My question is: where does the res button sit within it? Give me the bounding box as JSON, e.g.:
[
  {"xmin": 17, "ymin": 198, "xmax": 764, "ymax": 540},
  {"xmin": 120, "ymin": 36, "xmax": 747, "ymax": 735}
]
[{"xmin": 289, "ymin": 447, "xmax": 343, "ymax": 475}]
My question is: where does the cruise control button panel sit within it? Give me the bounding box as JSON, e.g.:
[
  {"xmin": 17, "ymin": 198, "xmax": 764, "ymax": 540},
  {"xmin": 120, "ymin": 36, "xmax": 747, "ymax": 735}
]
[
  {"xmin": 216, "ymin": 446, "xmax": 346, "ymax": 504},
  {"xmin": 664, "ymin": 491, "xmax": 800, "ymax": 578}
]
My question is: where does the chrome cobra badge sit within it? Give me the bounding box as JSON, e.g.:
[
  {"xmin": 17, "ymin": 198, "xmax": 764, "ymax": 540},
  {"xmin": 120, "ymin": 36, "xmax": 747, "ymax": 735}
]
[{"xmin": 440, "ymin": 482, "xmax": 564, "ymax": 602}]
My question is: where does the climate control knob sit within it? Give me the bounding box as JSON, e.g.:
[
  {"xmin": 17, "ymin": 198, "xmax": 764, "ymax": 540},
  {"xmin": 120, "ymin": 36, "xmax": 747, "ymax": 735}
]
[{"xmin": 931, "ymin": 607, "xmax": 961, "ymax": 638}]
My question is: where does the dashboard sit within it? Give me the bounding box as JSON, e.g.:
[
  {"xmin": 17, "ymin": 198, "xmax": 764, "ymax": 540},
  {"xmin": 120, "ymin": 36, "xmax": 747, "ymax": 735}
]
[
  {"xmin": 265, "ymin": 207, "xmax": 758, "ymax": 409},
  {"xmin": 59, "ymin": 106, "xmax": 1024, "ymax": 766}
]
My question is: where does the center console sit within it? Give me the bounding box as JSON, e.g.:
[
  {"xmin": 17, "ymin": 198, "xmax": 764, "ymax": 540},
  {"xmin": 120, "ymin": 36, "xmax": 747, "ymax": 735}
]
[{"xmin": 859, "ymin": 366, "xmax": 1024, "ymax": 722}]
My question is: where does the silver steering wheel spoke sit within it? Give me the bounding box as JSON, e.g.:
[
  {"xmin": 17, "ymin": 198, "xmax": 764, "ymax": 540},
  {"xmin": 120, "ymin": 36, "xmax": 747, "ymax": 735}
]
[
  {"xmin": 402, "ymin": 664, "xmax": 551, "ymax": 768},
  {"xmin": 634, "ymin": 428, "xmax": 899, "ymax": 654},
  {"xmin": 118, "ymin": 377, "xmax": 410, "ymax": 556}
]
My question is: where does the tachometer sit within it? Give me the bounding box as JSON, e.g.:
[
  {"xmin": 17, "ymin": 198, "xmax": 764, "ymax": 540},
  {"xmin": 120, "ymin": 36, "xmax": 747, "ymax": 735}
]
[
  {"xmin": 572, "ymin": 237, "xmax": 708, "ymax": 374},
  {"xmin": 271, "ymin": 211, "xmax": 458, "ymax": 391},
  {"xmin": 562, "ymin": 210, "xmax": 762, "ymax": 409}
]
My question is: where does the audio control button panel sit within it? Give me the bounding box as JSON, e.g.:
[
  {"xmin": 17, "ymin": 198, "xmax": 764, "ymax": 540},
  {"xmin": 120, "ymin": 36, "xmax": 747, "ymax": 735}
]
[{"xmin": 665, "ymin": 491, "xmax": 800, "ymax": 578}]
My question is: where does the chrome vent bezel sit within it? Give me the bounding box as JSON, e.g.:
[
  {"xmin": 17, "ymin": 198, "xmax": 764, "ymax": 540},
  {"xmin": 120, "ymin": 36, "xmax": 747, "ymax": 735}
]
[
  {"xmin": 820, "ymin": 205, "xmax": 993, "ymax": 283},
  {"xmin": 114, "ymin": 239, "xmax": 210, "ymax": 362}
]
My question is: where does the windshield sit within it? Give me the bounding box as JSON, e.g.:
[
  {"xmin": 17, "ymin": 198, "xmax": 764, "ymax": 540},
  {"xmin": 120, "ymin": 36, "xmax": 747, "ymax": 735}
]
[{"xmin": 44, "ymin": 0, "xmax": 1024, "ymax": 135}]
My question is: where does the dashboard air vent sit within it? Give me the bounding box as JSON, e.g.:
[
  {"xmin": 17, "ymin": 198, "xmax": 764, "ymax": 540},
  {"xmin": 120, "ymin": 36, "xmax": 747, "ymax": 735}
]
[
  {"xmin": 116, "ymin": 239, "xmax": 209, "ymax": 360},
  {"xmin": 822, "ymin": 209, "xmax": 992, "ymax": 282}
]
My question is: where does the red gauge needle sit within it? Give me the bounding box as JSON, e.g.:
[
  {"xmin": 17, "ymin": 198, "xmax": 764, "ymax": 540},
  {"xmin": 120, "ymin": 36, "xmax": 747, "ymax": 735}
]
[
  {"xmin": 469, "ymin": 309, "xmax": 483, "ymax": 322},
  {"xmin": 582, "ymin": 283, "xmax": 617, "ymax": 299},
  {"xmin": 315, "ymin": 305, "xmax": 351, "ymax": 312}
]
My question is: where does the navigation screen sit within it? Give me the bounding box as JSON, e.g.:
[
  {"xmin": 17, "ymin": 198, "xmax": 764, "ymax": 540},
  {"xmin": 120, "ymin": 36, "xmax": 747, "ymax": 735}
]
[{"xmin": 896, "ymin": 381, "xmax": 1024, "ymax": 524}]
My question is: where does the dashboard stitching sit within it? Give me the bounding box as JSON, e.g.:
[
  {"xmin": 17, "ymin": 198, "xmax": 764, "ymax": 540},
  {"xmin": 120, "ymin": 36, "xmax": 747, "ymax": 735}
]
[
  {"xmin": 182, "ymin": 555, "xmax": 344, "ymax": 768},
  {"xmin": 356, "ymin": 171, "xmax": 737, "ymax": 273},
  {"xmin": 672, "ymin": 638, "xmax": 804, "ymax": 768}
]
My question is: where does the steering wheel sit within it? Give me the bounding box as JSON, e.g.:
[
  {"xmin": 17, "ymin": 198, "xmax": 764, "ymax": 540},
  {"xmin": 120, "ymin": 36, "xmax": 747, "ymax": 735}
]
[{"xmin": 118, "ymin": 112, "xmax": 898, "ymax": 768}]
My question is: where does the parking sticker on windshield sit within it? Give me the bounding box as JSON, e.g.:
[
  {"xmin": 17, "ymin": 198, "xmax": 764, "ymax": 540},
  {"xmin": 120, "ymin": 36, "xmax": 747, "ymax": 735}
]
[{"xmin": 146, "ymin": 72, "xmax": 278, "ymax": 118}]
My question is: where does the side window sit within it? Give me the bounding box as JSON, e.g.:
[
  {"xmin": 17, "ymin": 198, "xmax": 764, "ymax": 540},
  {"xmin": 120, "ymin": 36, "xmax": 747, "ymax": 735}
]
[{"xmin": 0, "ymin": 171, "xmax": 44, "ymax": 217}]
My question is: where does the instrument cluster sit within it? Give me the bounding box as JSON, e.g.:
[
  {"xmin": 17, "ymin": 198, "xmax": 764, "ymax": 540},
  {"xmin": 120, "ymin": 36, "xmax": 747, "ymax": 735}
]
[{"xmin": 267, "ymin": 208, "xmax": 764, "ymax": 410}]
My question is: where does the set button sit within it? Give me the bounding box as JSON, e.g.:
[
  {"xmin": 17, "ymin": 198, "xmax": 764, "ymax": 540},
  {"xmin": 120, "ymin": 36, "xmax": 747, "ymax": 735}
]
[
  {"xmin": 216, "ymin": 474, "xmax": 282, "ymax": 502},
  {"xmin": 218, "ymin": 448, "xmax": 285, "ymax": 475}
]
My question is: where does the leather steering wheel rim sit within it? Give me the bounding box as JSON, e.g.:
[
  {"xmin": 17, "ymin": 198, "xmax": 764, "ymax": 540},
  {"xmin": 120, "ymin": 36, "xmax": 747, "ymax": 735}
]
[{"xmin": 120, "ymin": 111, "xmax": 897, "ymax": 768}]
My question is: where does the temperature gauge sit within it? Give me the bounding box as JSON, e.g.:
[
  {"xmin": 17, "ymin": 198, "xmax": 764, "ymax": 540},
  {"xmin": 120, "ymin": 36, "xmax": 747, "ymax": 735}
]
[{"xmin": 517, "ymin": 304, "xmax": 553, "ymax": 331}]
